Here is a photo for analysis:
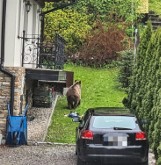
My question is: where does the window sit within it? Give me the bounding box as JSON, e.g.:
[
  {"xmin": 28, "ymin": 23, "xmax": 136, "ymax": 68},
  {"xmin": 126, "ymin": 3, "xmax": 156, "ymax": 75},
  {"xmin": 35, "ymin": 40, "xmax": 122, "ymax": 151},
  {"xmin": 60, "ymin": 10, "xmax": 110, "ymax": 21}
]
[{"xmin": 92, "ymin": 116, "xmax": 136, "ymax": 129}]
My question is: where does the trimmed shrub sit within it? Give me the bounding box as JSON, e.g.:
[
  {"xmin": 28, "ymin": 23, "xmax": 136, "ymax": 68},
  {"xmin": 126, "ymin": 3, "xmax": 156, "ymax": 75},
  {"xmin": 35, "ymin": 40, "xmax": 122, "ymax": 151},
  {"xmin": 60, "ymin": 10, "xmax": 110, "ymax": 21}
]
[{"xmin": 118, "ymin": 49, "xmax": 134, "ymax": 90}]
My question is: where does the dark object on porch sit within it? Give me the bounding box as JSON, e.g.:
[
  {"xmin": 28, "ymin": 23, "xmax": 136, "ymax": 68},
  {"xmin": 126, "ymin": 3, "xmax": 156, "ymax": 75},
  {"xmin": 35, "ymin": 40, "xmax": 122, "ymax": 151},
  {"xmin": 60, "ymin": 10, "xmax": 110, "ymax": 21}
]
[
  {"xmin": 33, "ymin": 86, "xmax": 53, "ymax": 108},
  {"xmin": 6, "ymin": 103, "xmax": 28, "ymax": 146},
  {"xmin": 26, "ymin": 69, "xmax": 74, "ymax": 95}
]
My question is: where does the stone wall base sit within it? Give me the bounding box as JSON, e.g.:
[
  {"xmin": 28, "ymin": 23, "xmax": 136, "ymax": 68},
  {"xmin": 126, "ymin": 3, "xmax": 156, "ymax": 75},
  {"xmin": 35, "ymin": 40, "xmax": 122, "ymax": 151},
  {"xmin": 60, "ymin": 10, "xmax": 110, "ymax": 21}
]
[{"xmin": 0, "ymin": 67, "xmax": 25, "ymax": 137}]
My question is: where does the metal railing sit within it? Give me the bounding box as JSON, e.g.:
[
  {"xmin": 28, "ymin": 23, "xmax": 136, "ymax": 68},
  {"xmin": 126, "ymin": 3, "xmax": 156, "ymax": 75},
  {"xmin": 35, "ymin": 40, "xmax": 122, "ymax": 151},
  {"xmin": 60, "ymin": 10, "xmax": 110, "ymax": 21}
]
[{"xmin": 20, "ymin": 31, "xmax": 66, "ymax": 69}]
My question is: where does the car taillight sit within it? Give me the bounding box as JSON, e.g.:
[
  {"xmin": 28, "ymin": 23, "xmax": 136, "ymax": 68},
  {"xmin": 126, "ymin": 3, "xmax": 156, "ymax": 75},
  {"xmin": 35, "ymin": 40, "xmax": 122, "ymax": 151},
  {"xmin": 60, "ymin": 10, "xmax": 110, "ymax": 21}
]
[
  {"xmin": 135, "ymin": 132, "xmax": 146, "ymax": 140},
  {"xmin": 81, "ymin": 130, "xmax": 93, "ymax": 140}
]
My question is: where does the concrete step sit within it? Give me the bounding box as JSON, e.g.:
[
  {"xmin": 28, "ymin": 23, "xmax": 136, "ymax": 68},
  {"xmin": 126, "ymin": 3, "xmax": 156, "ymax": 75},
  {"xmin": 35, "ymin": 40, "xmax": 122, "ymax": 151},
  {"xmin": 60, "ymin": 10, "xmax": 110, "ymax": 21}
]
[
  {"xmin": 148, "ymin": 13, "xmax": 160, "ymax": 18},
  {"xmin": 146, "ymin": 11, "xmax": 161, "ymax": 30},
  {"xmin": 148, "ymin": 16, "xmax": 161, "ymax": 22},
  {"xmin": 151, "ymin": 21, "xmax": 161, "ymax": 26}
]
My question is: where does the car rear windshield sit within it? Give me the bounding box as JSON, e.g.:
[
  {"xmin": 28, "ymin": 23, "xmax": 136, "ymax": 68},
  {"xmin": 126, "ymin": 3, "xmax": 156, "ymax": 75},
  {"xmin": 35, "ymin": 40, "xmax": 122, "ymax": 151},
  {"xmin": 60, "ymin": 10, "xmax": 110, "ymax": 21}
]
[{"xmin": 92, "ymin": 116, "xmax": 136, "ymax": 129}]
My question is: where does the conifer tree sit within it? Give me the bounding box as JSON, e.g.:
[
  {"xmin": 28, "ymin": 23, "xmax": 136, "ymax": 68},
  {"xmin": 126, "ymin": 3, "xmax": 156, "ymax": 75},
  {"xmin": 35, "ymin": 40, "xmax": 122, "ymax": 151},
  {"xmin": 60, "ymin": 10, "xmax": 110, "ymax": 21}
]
[
  {"xmin": 127, "ymin": 22, "xmax": 152, "ymax": 115},
  {"xmin": 147, "ymin": 29, "xmax": 161, "ymax": 154}
]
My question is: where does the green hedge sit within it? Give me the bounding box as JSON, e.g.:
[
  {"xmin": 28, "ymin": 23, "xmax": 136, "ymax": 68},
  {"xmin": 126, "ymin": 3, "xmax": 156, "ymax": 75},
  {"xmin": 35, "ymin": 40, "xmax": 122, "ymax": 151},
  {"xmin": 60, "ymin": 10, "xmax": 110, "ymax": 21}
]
[{"xmin": 125, "ymin": 22, "xmax": 161, "ymax": 164}]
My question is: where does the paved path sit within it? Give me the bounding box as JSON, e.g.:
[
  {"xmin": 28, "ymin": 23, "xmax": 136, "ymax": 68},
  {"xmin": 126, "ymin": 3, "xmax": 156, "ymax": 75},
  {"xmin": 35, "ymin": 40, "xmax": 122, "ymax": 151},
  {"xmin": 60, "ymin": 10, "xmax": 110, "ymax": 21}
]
[{"xmin": 0, "ymin": 143, "xmax": 156, "ymax": 165}]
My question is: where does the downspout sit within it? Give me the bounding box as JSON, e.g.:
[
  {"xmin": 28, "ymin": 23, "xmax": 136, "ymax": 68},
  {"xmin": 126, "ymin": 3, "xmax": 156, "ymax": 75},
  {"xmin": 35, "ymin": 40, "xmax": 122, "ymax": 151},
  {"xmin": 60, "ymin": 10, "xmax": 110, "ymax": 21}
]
[{"xmin": 0, "ymin": 0, "xmax": 15, "ymax": 115}]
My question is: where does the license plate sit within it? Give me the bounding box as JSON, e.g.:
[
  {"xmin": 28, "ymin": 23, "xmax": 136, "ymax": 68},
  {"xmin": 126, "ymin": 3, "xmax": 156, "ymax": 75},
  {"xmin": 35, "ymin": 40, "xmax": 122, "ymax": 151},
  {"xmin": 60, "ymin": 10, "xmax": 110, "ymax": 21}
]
[{"xmin": 103, "ymin": 134, "xmax": 128, "ymax": 146}]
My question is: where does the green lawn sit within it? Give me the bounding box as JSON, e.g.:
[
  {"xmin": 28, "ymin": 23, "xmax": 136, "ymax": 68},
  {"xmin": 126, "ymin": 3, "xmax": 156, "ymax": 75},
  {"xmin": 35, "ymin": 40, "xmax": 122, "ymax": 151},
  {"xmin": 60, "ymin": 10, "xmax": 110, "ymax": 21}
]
[{"xmin": 45, "ymin": 63, "xmax": 126, "ymax": 144}]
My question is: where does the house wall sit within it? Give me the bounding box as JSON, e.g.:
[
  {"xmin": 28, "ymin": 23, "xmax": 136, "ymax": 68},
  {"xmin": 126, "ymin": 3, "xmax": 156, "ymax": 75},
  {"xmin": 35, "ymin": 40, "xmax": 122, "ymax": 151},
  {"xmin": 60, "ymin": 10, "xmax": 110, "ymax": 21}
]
[
  {"xmin": 0, "ymin": 67, "xmax": 25, "ymax": 137},
  {"xmin": 4, "ymin": 0, "xmax": 41, "ymax": 68},
  {"xmin": 0, "ymin": 0, "xmax": 42, "ymax": 140},
  {"xmin": 5, "ymin": 0, "xmax": 19, "ymax": 66}
]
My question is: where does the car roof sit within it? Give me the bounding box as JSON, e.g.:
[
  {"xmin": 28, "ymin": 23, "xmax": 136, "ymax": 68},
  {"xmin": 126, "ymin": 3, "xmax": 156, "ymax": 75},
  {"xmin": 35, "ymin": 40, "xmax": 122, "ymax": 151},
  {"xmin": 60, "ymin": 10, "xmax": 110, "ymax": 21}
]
[{"xmin": 86, "ymin": 107, "xmax": 135, "ymax": 117}]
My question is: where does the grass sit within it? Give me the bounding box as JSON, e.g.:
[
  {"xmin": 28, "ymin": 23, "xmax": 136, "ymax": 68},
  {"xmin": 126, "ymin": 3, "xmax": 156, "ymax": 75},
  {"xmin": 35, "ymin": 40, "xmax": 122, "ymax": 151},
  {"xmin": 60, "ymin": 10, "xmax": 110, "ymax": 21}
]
[{"xmin": 45, "ymin": 63, "xmax": 126, "ymax": 144}]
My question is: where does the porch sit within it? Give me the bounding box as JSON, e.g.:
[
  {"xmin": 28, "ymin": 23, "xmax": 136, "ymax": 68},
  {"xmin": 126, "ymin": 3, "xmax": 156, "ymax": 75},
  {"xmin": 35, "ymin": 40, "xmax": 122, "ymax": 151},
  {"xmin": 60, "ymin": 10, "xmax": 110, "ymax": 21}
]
[{"xmin": 20, "ymin": 31, "xmax": 66, "ymax": 70}]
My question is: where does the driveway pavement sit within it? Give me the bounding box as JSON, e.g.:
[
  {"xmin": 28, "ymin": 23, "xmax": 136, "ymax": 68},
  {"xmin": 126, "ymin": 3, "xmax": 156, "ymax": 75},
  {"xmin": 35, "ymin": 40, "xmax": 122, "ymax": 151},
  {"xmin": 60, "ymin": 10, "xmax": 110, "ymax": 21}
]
[
  {"xmin": 0, "ymin": 144, "xmax": 76, "ymax": 165},
  {"xmin": 0, "ymin": 144, "xmax": 156, "ymax": 165}
]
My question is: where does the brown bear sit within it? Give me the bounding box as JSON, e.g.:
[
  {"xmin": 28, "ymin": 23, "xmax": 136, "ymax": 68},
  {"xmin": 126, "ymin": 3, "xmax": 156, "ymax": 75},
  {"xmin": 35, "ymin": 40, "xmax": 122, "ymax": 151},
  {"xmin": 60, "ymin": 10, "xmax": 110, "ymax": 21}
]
[{"xmin": 66, "ymin": 80, "xmax": 81, "ymax": 109}]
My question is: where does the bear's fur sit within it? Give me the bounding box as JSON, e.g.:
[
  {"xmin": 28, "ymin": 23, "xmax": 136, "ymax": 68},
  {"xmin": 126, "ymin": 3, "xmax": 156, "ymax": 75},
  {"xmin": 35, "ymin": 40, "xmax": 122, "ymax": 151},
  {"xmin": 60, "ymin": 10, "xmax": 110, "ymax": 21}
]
[{"xmin": 66, "ymin": 81, "xmax": 81, "ymax": 109}]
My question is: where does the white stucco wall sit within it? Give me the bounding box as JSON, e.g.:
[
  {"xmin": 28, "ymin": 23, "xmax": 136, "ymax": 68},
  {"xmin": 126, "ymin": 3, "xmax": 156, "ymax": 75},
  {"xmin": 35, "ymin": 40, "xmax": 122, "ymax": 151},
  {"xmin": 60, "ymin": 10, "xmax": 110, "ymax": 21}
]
[
  {"xmin": 4, "ymin": 0, "xmax": 41, "ymax": 67},
  {"xmin": 4, "ymin": 0, "xmax": 19, "ymax": 66}
]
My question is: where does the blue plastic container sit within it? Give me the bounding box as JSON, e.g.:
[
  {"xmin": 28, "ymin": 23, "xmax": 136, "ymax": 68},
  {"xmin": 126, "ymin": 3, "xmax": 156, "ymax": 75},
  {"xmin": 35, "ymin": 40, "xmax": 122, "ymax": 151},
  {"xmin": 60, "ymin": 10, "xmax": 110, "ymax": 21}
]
[{"xmin": 6, "ymin": 104, "xmax": 28, "ymax": 145}]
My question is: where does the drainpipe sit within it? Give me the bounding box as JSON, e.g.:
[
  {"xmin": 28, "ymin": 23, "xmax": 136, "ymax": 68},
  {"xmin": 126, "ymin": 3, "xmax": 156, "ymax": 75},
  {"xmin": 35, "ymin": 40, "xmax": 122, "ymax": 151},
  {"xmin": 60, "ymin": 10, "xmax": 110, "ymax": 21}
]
[{"xmin": 0, "ymin": 0, "xmax": 15, "ymax": 115}]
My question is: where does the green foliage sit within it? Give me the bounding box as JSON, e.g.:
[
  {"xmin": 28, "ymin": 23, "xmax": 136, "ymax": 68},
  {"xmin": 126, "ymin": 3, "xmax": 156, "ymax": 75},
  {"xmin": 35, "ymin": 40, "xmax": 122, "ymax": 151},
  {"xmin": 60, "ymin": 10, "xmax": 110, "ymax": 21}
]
[
  {"xmin": 157, "ymin": 143, "xmax": 161, "ymax": 164},
  {"xmin": 75, "ymin": 0, "xmax": 138, "ymax": 23},
  {"xmin": 149, "ymin": 0, "xmax": 161, "ymax": 16},
  {"xmin": 149, "ymin": 39, "xmax": 161, "ymax": 149},
  {"xmin": 126, "ymin": 24, "xmax": 161, "ymax": 162},
  {"xmin": 157, "ymin": 157, "xmax": 161, "ymax": 165},
  {"xmin": 69, "ymin": 22, "xmax": 132, "ymax": 67},
  {"xmin": 46, "ymin": 64, "xmax": 126, "ymax": 143},
  {"xmin": 44, "ymin": 8, "xmax": 92, "ymax": 54},
  {"xmin": 118, "ymin": 50, "xmax": 134, "ymax": 90},
  {"xmin": 43, "ymin": 0, "xmax": 140, "ymax": 55},
  {"xmin": 127, "ymin": 22, "xmax": 152, "ymax": 113}
]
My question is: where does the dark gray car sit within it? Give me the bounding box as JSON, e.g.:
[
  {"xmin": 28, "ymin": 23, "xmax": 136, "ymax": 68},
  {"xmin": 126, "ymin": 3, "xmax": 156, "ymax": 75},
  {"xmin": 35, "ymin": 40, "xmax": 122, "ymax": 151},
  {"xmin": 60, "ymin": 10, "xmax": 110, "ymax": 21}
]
[{"xmin": 75, "ymin": 107, "xmax": 149, "ymax": 165}]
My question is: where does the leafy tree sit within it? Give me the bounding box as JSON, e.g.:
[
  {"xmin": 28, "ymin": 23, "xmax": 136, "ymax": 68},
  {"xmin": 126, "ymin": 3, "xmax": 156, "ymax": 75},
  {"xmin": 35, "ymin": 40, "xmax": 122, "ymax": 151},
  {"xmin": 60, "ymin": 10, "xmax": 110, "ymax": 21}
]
[
  {"xmin": 44, "ymin": 8, "xmax": 92, "ymax": 54},
  {"xmin": 43, "ymin": 0, "xmax": 140, "ymax": 55},
  {"xmin": 75, "ymin": 0, "xmax": 138, "ymax": 23}
]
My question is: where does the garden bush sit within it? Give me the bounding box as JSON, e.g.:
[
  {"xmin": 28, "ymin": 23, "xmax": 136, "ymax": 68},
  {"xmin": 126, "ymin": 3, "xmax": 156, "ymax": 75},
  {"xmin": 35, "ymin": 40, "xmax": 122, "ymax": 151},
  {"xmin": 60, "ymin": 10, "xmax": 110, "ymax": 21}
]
[
  {"xmin": 118, "ymin": 49, "xmax": 134, "ymax": 90},
  {"xmin": 70, "ymin": 21, "xmax": 132, "ymax": 67}
]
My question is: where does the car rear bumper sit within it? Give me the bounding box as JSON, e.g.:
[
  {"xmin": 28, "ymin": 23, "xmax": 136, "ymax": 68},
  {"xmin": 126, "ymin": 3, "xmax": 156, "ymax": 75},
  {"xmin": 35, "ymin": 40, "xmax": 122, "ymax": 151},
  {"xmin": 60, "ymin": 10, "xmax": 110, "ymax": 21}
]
[
  {"xmin": 79, "ymin": 154, "xmax": 147, "ymax": 164},
  {"xmin": 78, "ymin": 145, "xmax": 148, "ymax": 164}
]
